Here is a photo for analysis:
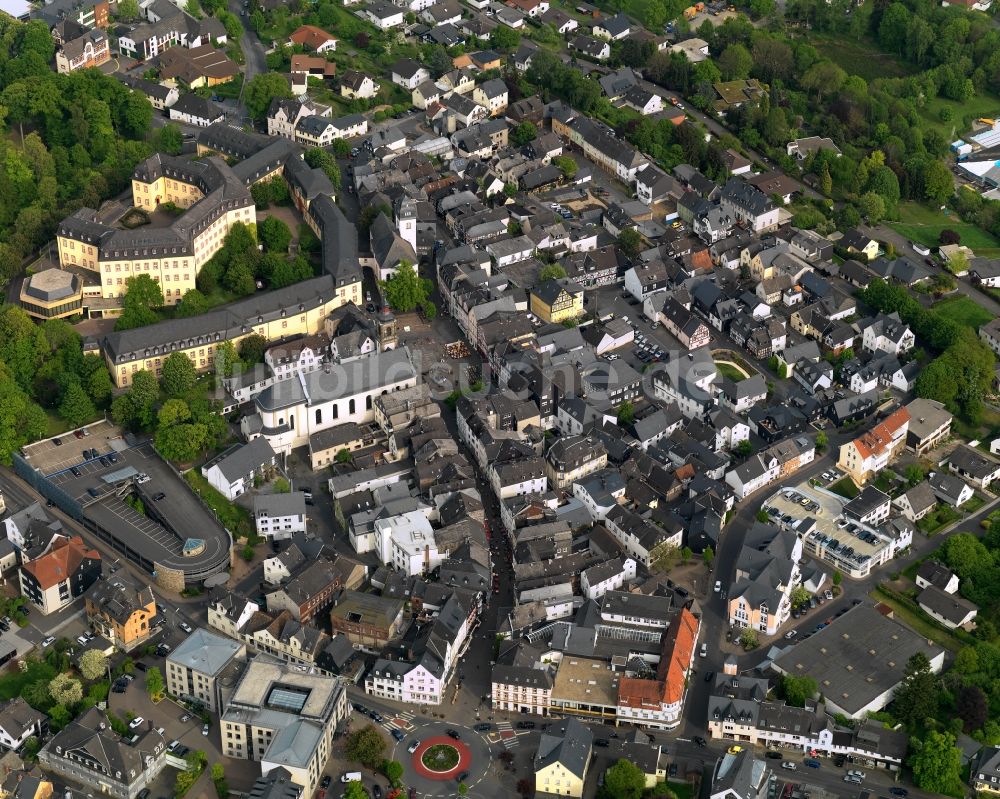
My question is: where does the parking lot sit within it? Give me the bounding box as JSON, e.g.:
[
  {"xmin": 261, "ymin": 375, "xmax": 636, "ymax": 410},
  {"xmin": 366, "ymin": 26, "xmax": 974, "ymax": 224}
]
[{"xmin": 21, "ymin": 420, "xmax": 122, "ymax": 477}]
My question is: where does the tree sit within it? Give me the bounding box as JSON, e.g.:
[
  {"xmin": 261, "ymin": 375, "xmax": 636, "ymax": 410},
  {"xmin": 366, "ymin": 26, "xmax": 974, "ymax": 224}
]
[
  {"xmin": 859, "ymin": 192, "xmax": 885, "ymax": 223},
  {"xmin": 345, "ymin": 725, "xmax": 387, "ymax": 769},
  {"xmin": 781, "ymin": 674, "xmax": 817, "ymax": 707},
  {"xmin": 553, "ymin": 156, "xmax": 578, "ymax": 180},
  {"xmin": 245, "ymin": 73, "xmax": 292, "ymax": 121},
  {"xmin": 790, "ymin": 586, "xmax": 811, "ymax": 609},
  {"xmin": 161, "ymin": 352, "xmax": 197, "ymax": 397},
  {"xmin": 923, "ymin": 160, "xmax": 954, "ymax": 205},
  {"xmin": 158, "ymin": 399, "xmax": 191, "ymax": 429},
  {"xmin": 538, "ymin": 263, "xmax": 566, "ymax": 281},
  {"xmin": 224, "ymin": 259, "xmax": 256, "ymax": 297},
  {"xmin": 490, "ymin": 25, "xmax": 519, "ymax": 50},
  {"xmin": 380, "ymin": 262, "xmax": 431, "ymax": 312},
  {"xmin": 617, "ymin": 229, "xmax": 643, "ymax": 259},
  {"xmin": 117, "ymin": 0, "xmax": 139, "ymax": 19},
  {"xmin": 893, "ymin": 652, "xmax": 938, "ymax": 728},
  {"xmin": 600, "ymin": 760, "xmax": 645, "ymax": 799},
  {"xmin": 703, "ymin": 546, "xmax": 714, "ymax": 569},
  {"xmin": 718, "ymin": 43, "xmax": 752, "ymax": 80},
  {"xmin": 176, "ymin": 289, "xmax": 210, "ymax": 318},
  {"xmin": 59, "ymin": 381, "xmax": 96, "ymax": 427},
  {"xmin": 122, "ymin": 273, "xmax": 164, "ymax": 309},
  {"xmin": 382, "ymin": 760, "xmax": 403, "ymax": 786},
  {"xmin": 957, "ymin": 684, "xmax": 988, "ymax": 733},
  {"xmin": 343, "ymin": 784, "xmax": 367, "ymax": 799},
  {"xmin": 259, "ymin": 216, "xmax": 292, "ymax": 253},
  {"xmin": 155, "ymin": 422, "xmax": 208, "ymax": 463},
  {"xmin": 86, "ymin": 366, "xmax": 114, "ymax": 408},
  {"xmin": 617, "ymin": 400, "xmax": 635, "ymax": 424},
  {"xmin": 304, "ymin": 148, "xmax": 341, "ymax": 187},
  {"xmin": 115, "ymin": 274, "xmax": 164, "ymax": 331},
  {"xmin": 79, "ymin": 650, "xmax": 108, "ymax": 681},
  {"xmin": 815, "ymin": 431, "xmax": 827, "ymax": 451},
  {"xmin": 49, "ymin": 673, "xmax": 83, "ymax": 706},
  {"xmin": 158, "ymin": 122, "xmax": 183, "ymax": 155},
  {"xmin": 739, "ymin": 628, "xmax": 758, "ymax": 649},
  {"xmin": 145, "ymin": 666, "xmax": 164, "ymax": 700},
  {"xmin": 910, "ymin": 730, "xmax": 962, "ymax": 795},
  {"xmin": 239, "ymin": 334, "xmax": 268, "ymax": 364},
  {"xmin": 939, "ymin": 229, "xmax": 961, "ymax": 245},
  {"xmin": 832, "ymin": 569, "xmax": 842, "ymax": 586},
  {"xmin": 511, "ymin": 121, "xmax": 537, "ymax": 146},
  {"xmin": 734, "ymin": 439, "xmax": 753, "ymax": 457}
]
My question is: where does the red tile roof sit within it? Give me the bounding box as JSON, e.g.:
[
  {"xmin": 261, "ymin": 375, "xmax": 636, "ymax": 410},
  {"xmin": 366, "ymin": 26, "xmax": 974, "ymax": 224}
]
[
  {"xmin": 289, "ymin": 25, "xmax": 337, "ymax": 50},
  {"xmin": 617, "ymin": 607, "xmax": 699, "ymax": 710},
  {"xmin": 851, "ymin": 406, "xmax": 910, "ymax": 460},
  {"xmin": 22, "ymin": 536, "xmax": 100, "ymax": 590}
]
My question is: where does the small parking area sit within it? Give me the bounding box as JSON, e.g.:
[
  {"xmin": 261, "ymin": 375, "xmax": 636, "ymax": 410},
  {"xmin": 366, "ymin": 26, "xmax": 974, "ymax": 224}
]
[{"xmin": 21, "ymin": 420, "xmax": 121, "ymax": 476}]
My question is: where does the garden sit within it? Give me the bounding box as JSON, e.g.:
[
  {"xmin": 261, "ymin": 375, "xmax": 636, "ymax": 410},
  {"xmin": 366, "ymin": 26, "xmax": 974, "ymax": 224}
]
[{"xmin": 421, "ymin": 744, "xmax": 460, "ymax": 773}]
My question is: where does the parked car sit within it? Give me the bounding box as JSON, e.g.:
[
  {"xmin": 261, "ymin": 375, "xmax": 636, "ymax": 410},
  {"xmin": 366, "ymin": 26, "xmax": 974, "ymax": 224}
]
[
  {"xmin": 693, "ymin": 737, "xmax": 707, "ymax": 747},
  {"xmin": 474, "ymin": 723, "xmax": 492, "ymax": 731},
  {"xmin": 888, "ymin": 789, "xmax": 908, "ymax": 797},
  {"xmin": 41, "ymin": 636, "xmax": 55, "ymax": 647},
  {"xmin": 765, "ymin": 752, "xmax": 782, "ymax": 760},
  {"xmin": 129, "ymin": 717, "xmax": 145, "ymax": 730},
  {"xmin": 320, "ymin": 777, "xmax": 331, "ymax": 790},
  {"xmin": 804, "ymin": 758, "xmax": 821, "ymax": 768},
  {"xmin": 202, "ymin": 724, "xmax": 210, "ymax": 736},
  {"xmin": 784, "ymin": 630, "xmax": 797, "ymax": 639},
  {"xmin": 781, "ymin": 762, "xmax": 797, "ymax": 771},
  {"xmin": 824, "ymin": 589, "xmax": 834, "ymax": 600},
  {"xmin": 594, "ymin": 739, "xmax": 609, "ymax": 747},
  {"xmin": 515, "ymin": 721, "xmax": 535, "ymax": 730}
]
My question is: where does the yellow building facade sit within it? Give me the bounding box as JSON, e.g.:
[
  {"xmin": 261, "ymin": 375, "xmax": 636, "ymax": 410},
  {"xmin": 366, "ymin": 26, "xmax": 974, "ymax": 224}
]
[{"xmin": 56, "ymin": 154, "xmax": 255, "ymax": 306}]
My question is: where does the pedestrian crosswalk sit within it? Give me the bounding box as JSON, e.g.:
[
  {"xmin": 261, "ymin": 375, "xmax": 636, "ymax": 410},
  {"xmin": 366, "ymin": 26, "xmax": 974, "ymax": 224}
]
[
  {"xmin": 383, "ymin": 710, "xmax": 416, "ymax": 732},
  {"xmin": 497, "ymin": 721, "xmax": 519, "ymax": 749}
]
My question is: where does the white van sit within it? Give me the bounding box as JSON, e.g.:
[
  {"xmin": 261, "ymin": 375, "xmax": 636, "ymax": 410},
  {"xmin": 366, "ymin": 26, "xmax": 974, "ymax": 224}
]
[{"xmin": 341, "ymin": 774, "xmax": 362, "ymax": 784}]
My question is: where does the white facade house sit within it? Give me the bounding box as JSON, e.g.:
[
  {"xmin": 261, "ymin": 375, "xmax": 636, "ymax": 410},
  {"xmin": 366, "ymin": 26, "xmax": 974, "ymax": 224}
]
[
  {"xmin": 246, "ymin": 347, "xmax": 418, "ymax": 454},
  {"xmin": 374, "ymin": 511, "xmax": 441, "ymax": 576},
  {"xmin": 367, "ymin": 660, "xmax": 444, "ymax": 705},
  {"xmin": 489, "ymin": 458, "xmax": 548, "ymax": 500},
  {"xmin": 580, "ymin": 557, "xmax": 637, "ymax": 600},
  {"xmin": 253, "ymin": 492, "xmax": 308, "ymax": 540},
  {"xmin": 202, "ymin": 438, "xmax": 278, "ymax": 500},
  {"xmin": 264, "ymin": 337, "xmax": 328, "ymax": 381}
]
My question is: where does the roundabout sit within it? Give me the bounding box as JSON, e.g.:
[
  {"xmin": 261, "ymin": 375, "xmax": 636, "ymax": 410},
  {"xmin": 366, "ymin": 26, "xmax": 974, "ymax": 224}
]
[{"xmin": 411, "ymin": 736, "xmax": 472, "ymax": 780}]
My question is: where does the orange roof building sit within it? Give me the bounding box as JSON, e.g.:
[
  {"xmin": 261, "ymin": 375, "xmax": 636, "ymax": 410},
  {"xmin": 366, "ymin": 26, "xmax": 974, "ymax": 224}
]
[
  {"xmin": 19, "ymin": 535, "xmax": 101, "ymax": 616},
  {"xmin": 617, "ymin": 607, "xmax": 699, "ymax": 728},
  {"xmin": 290, "ymin": 54, "xmax": 337, "ymax": 78},
  {"xmin": 288, "ymin": 24, "xmax": 338, "ymax": 53},
  {"xmin": 837, "ymin": 406, "xmax": 910, "ymax": 485}
]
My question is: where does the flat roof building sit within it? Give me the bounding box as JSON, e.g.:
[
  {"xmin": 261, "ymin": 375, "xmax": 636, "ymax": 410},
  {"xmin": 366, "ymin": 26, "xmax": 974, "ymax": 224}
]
[
  {"xmin": 770, "ymin": 603, "xmax": 945, "ymax": 718},
  {"xmin": 166, "ymin": 628, "xmax": 246, "ymax": 712}
]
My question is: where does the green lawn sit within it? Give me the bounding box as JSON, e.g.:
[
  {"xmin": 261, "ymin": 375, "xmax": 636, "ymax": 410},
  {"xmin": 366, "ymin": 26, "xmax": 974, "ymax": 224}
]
[
  {"xmin": 810, "ymin": 32, "xmax": 914, "ymax": 83},
  {"xmin": 183, "ymin": 469, "xmax": 252, "ymax": 538},
  {"xmin": 889, "ymin": 202, "xmax": 1000, "ymax": 257},
  {"xmin": 45, "ymin": 411, "xmax": 70, "ymax": 438},
  {"xmin": 829, "ymin": 477, "xmax": 860, "ymax": 499},
  {"xmin": 930, "ymin": 295, "xmax": 994, "ymax": 330},
  {"xmin": 916, "ymin": 504, "xmax": 961, "ymax": 535},
  {"xmin": 715, "ymin": 362, "xmax": 747, "ymax": 382},
  {"xmin": 918, "ymin": 92, "xmax": 1000, "ymax": 142},
  {"xmin": 962, "ymin": 494, "xmax": 987, "ymax": 514}
]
